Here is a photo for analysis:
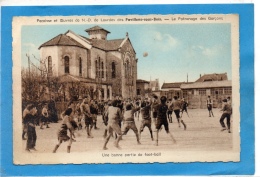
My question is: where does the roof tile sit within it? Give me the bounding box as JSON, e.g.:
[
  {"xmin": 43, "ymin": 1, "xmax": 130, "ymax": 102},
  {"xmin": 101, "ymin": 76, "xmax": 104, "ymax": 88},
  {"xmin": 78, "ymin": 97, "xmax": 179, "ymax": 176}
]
[{"xmin": 39, "ymin": 34, "xmax": 86, "ymax": 49}]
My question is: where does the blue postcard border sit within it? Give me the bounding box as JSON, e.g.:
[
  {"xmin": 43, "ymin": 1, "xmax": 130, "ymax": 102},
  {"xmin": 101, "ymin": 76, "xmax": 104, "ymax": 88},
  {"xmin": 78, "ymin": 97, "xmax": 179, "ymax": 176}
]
[{"xmin": 0, "ymin": 4, "xmax": 254, "ymax": 176}]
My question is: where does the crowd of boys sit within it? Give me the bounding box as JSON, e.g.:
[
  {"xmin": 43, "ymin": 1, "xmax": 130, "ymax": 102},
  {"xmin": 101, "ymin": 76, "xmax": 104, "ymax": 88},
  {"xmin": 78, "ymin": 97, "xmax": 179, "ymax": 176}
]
[{"xmin": 22, "ymin": 95, "xmax": 232, "ymax": 153}]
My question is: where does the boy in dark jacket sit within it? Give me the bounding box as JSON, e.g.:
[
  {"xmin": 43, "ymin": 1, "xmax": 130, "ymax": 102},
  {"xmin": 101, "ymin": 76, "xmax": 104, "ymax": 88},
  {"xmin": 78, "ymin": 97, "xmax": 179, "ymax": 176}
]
[
  {"xmin": 155, "ymin": 96, "xmax": 176, "ymax": 146},
  {"xmin": 23, "ymin": 104, "xmax": 38, "ymax": 152}
]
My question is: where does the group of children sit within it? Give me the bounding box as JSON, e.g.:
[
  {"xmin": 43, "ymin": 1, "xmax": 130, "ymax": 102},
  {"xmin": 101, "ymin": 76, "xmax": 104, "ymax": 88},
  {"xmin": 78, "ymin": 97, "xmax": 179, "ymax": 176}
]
[{"xmin": 22, "ymin": 94, "xmax": 232, "ymax": 153}]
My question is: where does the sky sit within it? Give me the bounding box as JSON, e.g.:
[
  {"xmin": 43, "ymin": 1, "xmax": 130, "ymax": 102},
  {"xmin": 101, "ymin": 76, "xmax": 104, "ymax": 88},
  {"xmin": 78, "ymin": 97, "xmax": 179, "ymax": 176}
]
[{"xmin": 22, "ymin": 23, "xmax": 231, "ymax": 86}]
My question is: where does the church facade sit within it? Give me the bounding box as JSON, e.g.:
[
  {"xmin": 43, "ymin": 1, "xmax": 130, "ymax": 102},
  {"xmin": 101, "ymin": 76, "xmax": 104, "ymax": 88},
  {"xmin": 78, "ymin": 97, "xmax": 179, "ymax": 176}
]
[{"xmin": 39, "ymin": 26, "xmax": 138, "ymax": 100}]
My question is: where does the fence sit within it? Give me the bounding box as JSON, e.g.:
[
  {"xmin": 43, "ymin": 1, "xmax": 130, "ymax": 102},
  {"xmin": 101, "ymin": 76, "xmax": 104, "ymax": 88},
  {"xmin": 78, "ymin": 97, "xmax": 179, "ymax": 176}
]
[{"xmin": 186, "ymin": 94, "xmax": 231, "ymax": 109}]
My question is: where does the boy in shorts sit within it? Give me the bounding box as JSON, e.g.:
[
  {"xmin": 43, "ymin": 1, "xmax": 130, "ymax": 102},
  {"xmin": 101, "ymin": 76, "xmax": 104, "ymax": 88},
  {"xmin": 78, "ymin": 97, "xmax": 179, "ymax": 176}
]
[
  {"xmin": 207, "ymin": 96, "xmax": 214, "ymax": 117},
  {"xmin": 80, "ymin": 97, "xmax": 93, "ymax": 138},
  {"xmin": 139, "ymin": 100, "xmax": 153, "ymax": 141},
  {"xmin": 103, "ymin": 100, "xmax": 123, "ymax": 150},
  {"xmin": 122, "ymin": 103, "xmax": 141, "ymax": 144},
  {"xmin": 53, "ymin": 108, "xmax": 77, "ymax": 153},
  {"xmin": 155, "ymin": 96, "xmax": 176, "ymax": 146}
]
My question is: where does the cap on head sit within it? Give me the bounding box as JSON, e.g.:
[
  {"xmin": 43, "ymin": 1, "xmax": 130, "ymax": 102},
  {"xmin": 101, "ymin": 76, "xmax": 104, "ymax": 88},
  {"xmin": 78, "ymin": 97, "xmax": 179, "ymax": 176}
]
[
  {"xmin": 126, "ymin": 103, "xmax": 132, "ymax": 110},
  {"xmin": 141, "ymin": 102, "xmax": 146, "ymax": 108},
  {"xmin": 160, "ymin": 96, "xmax": 167, "ymax": 103},
  {"xmin": 153, "ymin": 95, "xmax": 158, "ymax": 99},
  {"xmin": 112, "ymin": 100, "xmax": 118, "ymax": 107},
  {"xmin": 64, "ymin": 108, "xmax": 73, "ymax": 116}
]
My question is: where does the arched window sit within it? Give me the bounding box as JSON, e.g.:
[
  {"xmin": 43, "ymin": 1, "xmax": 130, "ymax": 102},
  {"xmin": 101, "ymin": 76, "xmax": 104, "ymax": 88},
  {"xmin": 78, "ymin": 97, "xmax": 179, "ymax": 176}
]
[
  {"xmin": 64, "ymin": 56, "xmax": 69, "ymax": 74},
  {"xmin": 101, "ymin": 61, "xmax": 104, "ymax": 78},
  {"xmin": 48, "ymin": 56, "xmax": 52, "ymax": 76},
  {"xmin": 112, "ymin": 62, "xmax": 116, "ymax": 78},
  {"xmin": 79, "ymin": 57, "xmax": 82, "ymax": 76}
]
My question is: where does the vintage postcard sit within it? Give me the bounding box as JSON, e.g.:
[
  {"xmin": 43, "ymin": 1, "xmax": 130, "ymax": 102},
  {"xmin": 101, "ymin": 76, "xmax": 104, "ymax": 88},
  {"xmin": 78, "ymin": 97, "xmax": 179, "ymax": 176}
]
[{"xmin": 12, "ymin": 14, "xmax": 239, "ymax": 164}]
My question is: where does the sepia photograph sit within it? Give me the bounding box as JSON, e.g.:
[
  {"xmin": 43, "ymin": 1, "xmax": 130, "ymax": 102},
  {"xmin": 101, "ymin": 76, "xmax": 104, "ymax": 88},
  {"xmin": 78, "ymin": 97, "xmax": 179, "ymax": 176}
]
[{"xmin": 12, "ymin": 14, "xmax": 240, "ymax": 164}]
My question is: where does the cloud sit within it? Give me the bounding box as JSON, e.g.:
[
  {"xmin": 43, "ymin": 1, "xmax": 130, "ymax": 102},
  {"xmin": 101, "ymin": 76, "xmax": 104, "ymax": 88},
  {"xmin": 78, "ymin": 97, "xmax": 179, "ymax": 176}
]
[
  {"xmin": 191, "ymin": 45, "xmax": 221, "ymax": 58},
  {"xmin": 23, "ymin": 43, "xmax": 36, "ymax": 48},
  {"xmin": 151, "ymin": 31, "xmax": 178, "ymax": 51}
]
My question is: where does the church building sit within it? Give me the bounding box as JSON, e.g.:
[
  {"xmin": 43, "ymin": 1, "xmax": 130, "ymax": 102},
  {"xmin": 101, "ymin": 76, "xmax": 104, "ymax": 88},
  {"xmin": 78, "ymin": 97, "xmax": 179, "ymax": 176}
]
[{"xmin": 39, "ymin": 26, "xmax": 138, "ymax": 100}]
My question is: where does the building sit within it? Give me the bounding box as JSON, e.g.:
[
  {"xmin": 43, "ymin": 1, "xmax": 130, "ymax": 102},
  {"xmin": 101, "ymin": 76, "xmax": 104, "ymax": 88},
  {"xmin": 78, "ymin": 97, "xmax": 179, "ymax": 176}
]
[
  {"xmin": 159, "ymin": 73, "xmax": 232, "ymax": 108},
  {"xmin": 181, "ymin": 73, "xmax": 231, "ymax": 109},
  {"xmin": 39, "ymin": 26, "xmax": 138, "ymax": 100},
  {"xmin": 136, "ymin": 79, "xmax": 150, "ymax": 98},
  {"xmin": 149, "ymin": 79, "xmax": 160, "ymax": 91},
  {"xmin": 161, "ymin": 82, "xmax": 187, "ymax": 99},
  {"xmin": 195, "ymin": 73, "xmax": 228, "ymax": 82}
]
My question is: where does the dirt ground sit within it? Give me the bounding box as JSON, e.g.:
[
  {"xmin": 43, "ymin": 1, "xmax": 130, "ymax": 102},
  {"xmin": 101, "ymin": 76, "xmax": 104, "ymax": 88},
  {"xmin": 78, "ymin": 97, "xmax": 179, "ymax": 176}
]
[{"xmin": 22, "ymin": 108, "xmax": 233, "ymax": 153}]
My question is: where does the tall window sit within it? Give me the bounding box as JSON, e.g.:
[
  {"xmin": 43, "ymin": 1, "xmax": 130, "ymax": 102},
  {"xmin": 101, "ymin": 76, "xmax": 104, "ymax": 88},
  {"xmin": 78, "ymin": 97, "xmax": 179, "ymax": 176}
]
[
  {"xmin": 112, "ymin": 62, "xmax": 116, "ymax": 78},
  {"xmin": 101, "ymin": 62, "xmax": 104, "ymax": 78},
  {"xmin": 95, "ymin": 60, "xmax": 98, "ymax": 78},
  {"xmin": 124, "ymin": 64, "xmax": 127, "ymax": 78},
  {"xmin": 64, "ymin": 56, "xmax": 69, "ymax": 74},
  {"xmin": 48, "ymin": 56, "xmax": 52, "ymax": 76},
  {"xmin": 107, "ymin": 89, "xmax": 110, "ymax": 98},
  {"xmin": 79, "ymin": 57, "xmax": 82, "ymax": 76},
  {"xmin": 101, "ymin": 88, "xmax": 104, "ymax": 98},
  {"xmin": 137, "ymin": 88, "xmax": 141, "ymax": 95},
  {"xmin": 127, "ymin": 61, "xmax": 130, "ymax": 77}
]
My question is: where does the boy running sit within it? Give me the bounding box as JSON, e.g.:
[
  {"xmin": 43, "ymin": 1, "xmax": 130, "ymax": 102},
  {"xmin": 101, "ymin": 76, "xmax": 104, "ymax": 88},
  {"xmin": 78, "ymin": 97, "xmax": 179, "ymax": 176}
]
[
  {"xmin": 155, "ymin": 96, "xmax": 176, "ymax": 146},
  {"xmin": 219, "ymin": 99, "xmax": 232, "ymax": 133},
  {"xmin": 122, "ymin": 103, "xmax": 141, "ymax": 144},
  {"xmin": 180, "ymin": 98, "xmax": 189, "ymax": 118},
  {"xmin": 53, "ymin": 108, "xmax": 77, "ymax": 153},
  {"xmin": 80, "ymin": 97, "xmax": 93, "ymax": 138},
  {"xmin": 139, "ymin": 100, "xmax": 154, "ymax": 141},
  {"xmin": 103, "ymin": 100, "xmax": 123, "ymax": 150},
  {"xmin": 172, "ymin": 96, "xmax": 187, "ymax": 130}
]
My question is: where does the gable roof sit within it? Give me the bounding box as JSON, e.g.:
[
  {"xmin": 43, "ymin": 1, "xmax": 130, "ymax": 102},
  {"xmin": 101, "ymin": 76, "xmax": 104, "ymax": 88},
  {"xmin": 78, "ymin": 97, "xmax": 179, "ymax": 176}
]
[
  {"xmin": 85, "ymin": 26, "xmax": 110, "ymax": 34},
  {"xmin": 39, "ymin": 34, "xmax": 86, "ymax": 49},
  {"xmin": 195, "ymin": 73, "xmax": 228, "ymax": 82},
  {"xmin": 80, "ymin": 35, "xmax": 124, "ymax": 51}
]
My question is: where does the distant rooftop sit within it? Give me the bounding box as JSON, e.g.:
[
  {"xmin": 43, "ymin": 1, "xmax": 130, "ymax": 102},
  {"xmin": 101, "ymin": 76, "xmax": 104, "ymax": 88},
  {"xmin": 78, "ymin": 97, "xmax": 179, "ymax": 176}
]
[
  {"xmin": 161, "ymin": 82, "xmax": 192, "ymax": 89},
  {"xmin": 181, "ymin": 80, "xmax": 232, "ymax": 89},
  {"xmin": 195, "ymin": 73, "xmax": 228, "ymax": 82},
  {"xmin": 85, "ymin": 25, "xmax": 111, "ymax": 34}
]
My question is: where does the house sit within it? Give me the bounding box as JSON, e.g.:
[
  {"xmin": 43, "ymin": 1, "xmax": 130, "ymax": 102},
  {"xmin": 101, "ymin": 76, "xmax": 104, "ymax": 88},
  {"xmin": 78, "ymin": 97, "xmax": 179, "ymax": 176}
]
[
  {"xmin": 136, "ymin": 79, "xmax": 150, "ymax": 98},
  {"xmin": 160, "ymin": 73, "xmax": 232, "ymax": 108},
  {"xmin": 181, "ymin": 75, "xmax": 232, "ymax": 109},
  {"xmin": 161, "ymin": 82, "xmax": 187, "ymax": 99}
]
